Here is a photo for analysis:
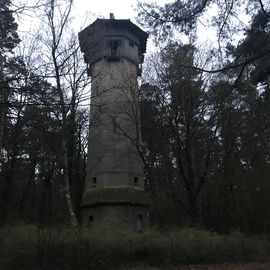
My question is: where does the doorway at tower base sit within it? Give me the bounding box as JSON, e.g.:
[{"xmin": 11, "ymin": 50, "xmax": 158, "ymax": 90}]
[{"xmin": 80, "ymin": 188, "xmax": 150, "ymax": 230}]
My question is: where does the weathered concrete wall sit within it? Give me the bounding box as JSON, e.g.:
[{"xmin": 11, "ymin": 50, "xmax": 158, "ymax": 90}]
[
  {"xmin": 87, "ymin": 58, "xmax": 144, "ymax": 190},
  {"xmin": 81, "ymin": 204, "xmax": 149, "ymax": 230},
  {"xmin": 79, "ymin": 19, "xmax": 149, "ymax": 229},
  {"xmin": 79, "ymin": 19, "xmax": 147, "ymax": 68}
]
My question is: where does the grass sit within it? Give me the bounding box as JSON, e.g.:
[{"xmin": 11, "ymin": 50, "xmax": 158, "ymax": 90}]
[{"xmin": 0, "ymin": 225, "xmax": 269, "ymax": 270}]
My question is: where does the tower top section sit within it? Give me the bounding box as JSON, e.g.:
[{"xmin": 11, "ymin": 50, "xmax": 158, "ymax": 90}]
[{"xmin": 78, "ymin": 18, "xmax": 148, "ymax": 76}]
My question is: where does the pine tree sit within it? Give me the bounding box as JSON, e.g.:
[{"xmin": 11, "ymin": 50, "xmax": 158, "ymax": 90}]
[{"xmin": 0, "ymin": 0, "xmax": 20, "ymax": 145}]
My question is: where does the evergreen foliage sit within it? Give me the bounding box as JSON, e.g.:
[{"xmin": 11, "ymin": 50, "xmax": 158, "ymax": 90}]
[{"xmin": 0, "ymin": 0, "xmax": 20, "ymax": 53}]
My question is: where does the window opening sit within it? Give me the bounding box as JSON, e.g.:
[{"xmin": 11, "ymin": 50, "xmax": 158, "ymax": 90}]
[
  {"xmin": 137, "ymin": 63, "xmax": 142, "ymax": 76},
  {"xmin": 107, "ymin": 40, "xmax": 121, "ymax": 58},
  {"xmin": 137, "ymin": 214, "xmax": 143, "ymax": 231},
  {"xmin": 134, "ymin": 176, "xmax": 139, "ymax": 186},
  {"xmin": 87, "ymin": 216, "xmax": 94, "ymax": 227},
  {"xmin": 92, "ymin": 177, "xmax": 97, "ymax": 187}
]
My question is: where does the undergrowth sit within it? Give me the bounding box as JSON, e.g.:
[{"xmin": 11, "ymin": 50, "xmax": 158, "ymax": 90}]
[{"xmin": 0, "ymin": 225, "xmax": 269, "ymax": 270}]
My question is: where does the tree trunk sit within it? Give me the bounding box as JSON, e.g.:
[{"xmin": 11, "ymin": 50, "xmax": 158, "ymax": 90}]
[
  {"xmin": 189, "ymin": 195, "xmax": 201, "ymax": 227},
  {"xmin": 62, "ymin": 137, "xmax": 78, "ymax": 227}
]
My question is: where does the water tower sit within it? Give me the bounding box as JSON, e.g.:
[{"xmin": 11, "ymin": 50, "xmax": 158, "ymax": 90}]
[{"xmin": 78, "ymin": 15, "xmax": 149, "ymax": 229}]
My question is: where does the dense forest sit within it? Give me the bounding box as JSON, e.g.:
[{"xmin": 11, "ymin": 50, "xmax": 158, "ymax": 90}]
[{"xmin": 1, "ymin": 0, "xmax": 270, "ymax": 236}]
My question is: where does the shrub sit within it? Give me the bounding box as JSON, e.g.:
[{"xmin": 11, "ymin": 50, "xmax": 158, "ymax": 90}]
[
  {"xmin": 0, "ymin": 225, "xmax": 38, "ymax": 269},
  {"xmin": 0, "ymin": 225, "xmax": 269, "ymax": 270}
]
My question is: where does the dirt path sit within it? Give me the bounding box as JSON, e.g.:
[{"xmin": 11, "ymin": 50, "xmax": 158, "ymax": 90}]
[{"xmin": 122, "ymin": 263, "xmax": 270, "ymax": 270}]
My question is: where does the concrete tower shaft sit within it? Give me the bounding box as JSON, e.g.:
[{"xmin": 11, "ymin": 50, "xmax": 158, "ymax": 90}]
[
  {"xmin": 88, "ymin": 59, "xmax": 143, "ymax": 189},
  {"xmin": 79, "ymin": 17, "xmax": 149, "ymax": 229}
]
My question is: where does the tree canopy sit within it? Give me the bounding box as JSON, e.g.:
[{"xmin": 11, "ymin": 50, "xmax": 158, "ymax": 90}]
[{"xmin": 0, "ymin": 0, "xmax": 270, "ymax": 233}]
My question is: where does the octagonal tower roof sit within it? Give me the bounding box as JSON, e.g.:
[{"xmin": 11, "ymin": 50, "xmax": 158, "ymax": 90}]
[{"xmin": 79, "ymin": 18, "xmax": 148, "ymax": 55}]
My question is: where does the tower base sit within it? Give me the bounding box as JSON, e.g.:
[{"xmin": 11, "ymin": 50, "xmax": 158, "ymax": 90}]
[{"xmin": 80, "ymin": 188, "xmax": 150, "ymax": 230}]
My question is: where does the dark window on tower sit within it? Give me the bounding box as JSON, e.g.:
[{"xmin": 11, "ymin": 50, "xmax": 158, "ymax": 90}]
[
  {"xmin": 137, "ymin": 214, "xmax": 143, "ymax": 231},
  {"xmin": 137, "ymin": 63, "xmax": 142, "ymax": 76},
  {"xmin": 112, "ymin": 117, "xmax": 117, "ymax": 133},
  {"xmin": 87, "ymin": 216, "xmax": 94, "ymax": 227},
  {"xmin": 92, "ymin": 177, "xmax": 97, "ymax": 187},
  {"xmin": 107, "ymin": 40, "xmax": 121, "ymax": 58},
  {"xmin": 134, "ymin": 177, "xmax": 139, "ymax": 186}
]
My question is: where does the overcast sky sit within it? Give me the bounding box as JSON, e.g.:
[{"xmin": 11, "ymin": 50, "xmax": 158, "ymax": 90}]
[
  {"xmin": 18, "ymin": 1, "xmax": 170, "ymax": 37},
  {"xmin": 17, "ymin": 0, "xmax": 249, "ymax": 59},
  {"xmin": 73, "ymin": 0, "xmax": 170, "ymax": 21},
  {"xmin": 72, "ymin": 0, "xmax": 171, "ymax": 32},
  {"xmin": 71, "ymin": 0, "xmax": 248, "ymax": 46},
  {"xmin": 17, "ymin": 0, "xmax": 249, "ymax": 47},
  {"xmin": 16, "ymin": 0, "xmax": 173, "ymax": 54}
]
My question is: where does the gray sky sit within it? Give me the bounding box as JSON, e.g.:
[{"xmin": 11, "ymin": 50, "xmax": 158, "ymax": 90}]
[
  {"xmin": 74, "ymin": 0, "xmax": 140, "ymax": 23},
  {"xmin": 18, "ymin": 0, "xmax": 170, "ymax": 38},
  {"xmin": 16, "ymin": 0, "xmax": 172, "ymax": 55},
  {"xmin": 72, "ymin": 0, "xmax": 171, "ymax": 32},
  {"xmin": 16, "ymin": 0, "xmax": 250, "ymax": 60},
  {"xmin": 17, "ymin": 0, "xmax": 249, "ymax": 45},
  {"xmin": 73, "ymin": 0, "xmax": 171, "ymax": 21}
]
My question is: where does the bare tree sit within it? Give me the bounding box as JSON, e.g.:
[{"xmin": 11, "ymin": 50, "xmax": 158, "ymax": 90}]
[{"xmin": 28, "ymin": 0, "xmax": 90, "ymax": 227}]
